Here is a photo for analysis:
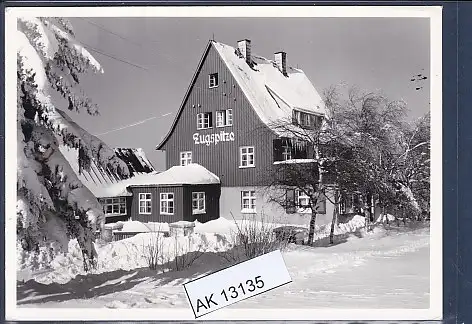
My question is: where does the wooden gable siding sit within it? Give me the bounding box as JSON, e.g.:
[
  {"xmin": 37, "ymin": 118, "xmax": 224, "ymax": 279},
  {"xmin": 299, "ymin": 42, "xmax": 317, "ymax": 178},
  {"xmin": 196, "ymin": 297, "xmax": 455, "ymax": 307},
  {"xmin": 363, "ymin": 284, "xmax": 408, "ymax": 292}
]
[
  {"xmin": 182, "ymin": 184, "xmax": 221, "ymax": 223},
  {"xmin": 161, "ymin": 43, "xmax": 276, "ymax": 187},
  {"xmin": 129, "ymin": 186, "xmax": 183, "ymax": 223}
]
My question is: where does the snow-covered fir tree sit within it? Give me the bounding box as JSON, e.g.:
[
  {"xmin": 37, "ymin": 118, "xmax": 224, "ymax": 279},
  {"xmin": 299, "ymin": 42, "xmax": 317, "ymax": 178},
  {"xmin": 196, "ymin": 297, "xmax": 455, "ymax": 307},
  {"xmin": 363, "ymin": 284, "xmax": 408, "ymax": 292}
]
[{"xmin": 17, "ymin": 17, "xmax": 129, "ymax": 271}]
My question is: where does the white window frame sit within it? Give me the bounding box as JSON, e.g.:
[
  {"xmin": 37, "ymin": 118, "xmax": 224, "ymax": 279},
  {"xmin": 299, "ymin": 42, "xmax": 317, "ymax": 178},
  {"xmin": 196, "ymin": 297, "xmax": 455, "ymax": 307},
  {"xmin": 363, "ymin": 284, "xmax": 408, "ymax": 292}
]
[
  {"xmin": 293, "ymin": 110, "xmax": 301, "ymax": 125},
  {"xmin": 302, "ymin": 113, "xmax": 311, "ymax": 127},
  {"xmin": 282, "ymin": 143, "xmax": 292, "ymax": 161},
  {"xmin": 138, "ymin": 193, "xmax": 152, "ymax": 215},
  {"xmin": 160, "ymin": 192, "xmax": 174, "ymax": 215},
  {"xmin": 209, "ymin": 73, "xmax": 218, "ymax": 88},
  {"xmin": 216, "ymin": 110, "xmax": 225, "ymax": 127},
  {"xmin": 239, "ymin": 146, "xmax": 255, "ymax": 168},
  {"xmin": 216, "ymin": 109, "xmax": 233, "ymax": 128},
  {"xmin": 295, "ymin": 189, "xmax": 311, "ymax": 214},
  {"xmin": 226, "ymin": 109, "xmax": 233, "ymax": 126},
  {"xmin": 102, "ymin": 197, "xmax": 127, "ymax": 216},
  {"xmin": 241, "ymin": 190, "xmax": 256, "ymax": 213},
  {"xmin": 180, "ymin": 151, "xmax": 192, "ymax": 166},
  {"xmin": 192, "ymin": 192, "xmax": 206, "ymax": 215},
  {"xmin": 197, "ymin": 112, "xmax": 212, "ymax": 129}
]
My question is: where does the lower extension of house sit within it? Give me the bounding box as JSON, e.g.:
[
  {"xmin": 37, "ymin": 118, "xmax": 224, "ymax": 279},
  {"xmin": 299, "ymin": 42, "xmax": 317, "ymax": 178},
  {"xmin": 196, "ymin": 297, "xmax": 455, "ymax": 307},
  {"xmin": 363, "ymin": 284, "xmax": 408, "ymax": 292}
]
[{"xmin": 82, "ymin": 163, "xmax": 221, "ymax": 224}]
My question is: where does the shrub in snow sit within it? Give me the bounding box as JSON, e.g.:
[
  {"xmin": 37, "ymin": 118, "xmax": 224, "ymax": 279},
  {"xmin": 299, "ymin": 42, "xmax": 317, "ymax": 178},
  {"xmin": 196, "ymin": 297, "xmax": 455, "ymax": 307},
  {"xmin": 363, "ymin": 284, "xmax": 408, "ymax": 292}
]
[
  {"xmin": 163, "ymin": 234, "xmax": 208, "ymax": 272},
  {"xmin": 17, "ymin": 17, "xmax": 129, "ymax": 271},
  {"xmin": 143, "ymin": 232, "xmax": 165, "ymax": 270},
  {"xmin": 221, "ymin": 212, "xmax": 289, "ymax": 263}
]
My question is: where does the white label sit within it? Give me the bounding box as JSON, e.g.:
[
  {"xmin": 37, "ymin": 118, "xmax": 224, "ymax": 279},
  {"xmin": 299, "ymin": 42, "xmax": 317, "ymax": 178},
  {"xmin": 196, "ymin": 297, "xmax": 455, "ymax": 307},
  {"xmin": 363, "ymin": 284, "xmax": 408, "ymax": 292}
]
[
  {"xmin": 183, "ymin": 250, "xmax": 292, "ymax": 318},
  {"xmin": 193, "ymin": 131, "xmax": 235, "ymax": 146}
]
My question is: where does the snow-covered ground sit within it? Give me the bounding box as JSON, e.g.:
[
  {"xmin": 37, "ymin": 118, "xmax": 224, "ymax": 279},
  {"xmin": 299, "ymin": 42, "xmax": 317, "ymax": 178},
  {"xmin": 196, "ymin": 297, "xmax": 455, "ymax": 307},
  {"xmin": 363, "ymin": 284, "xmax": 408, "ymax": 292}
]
[{"xmin": 17, "ymin": 217, "xmax": 430, "ymax": 309}]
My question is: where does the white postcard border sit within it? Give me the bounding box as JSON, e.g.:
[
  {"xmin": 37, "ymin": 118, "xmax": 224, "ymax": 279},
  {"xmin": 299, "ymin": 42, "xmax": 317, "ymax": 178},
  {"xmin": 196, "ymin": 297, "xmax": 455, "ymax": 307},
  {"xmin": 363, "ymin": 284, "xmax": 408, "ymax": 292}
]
[{"xmin": 5, "ymin": 5, "xmax": 443, "ymax": 321}]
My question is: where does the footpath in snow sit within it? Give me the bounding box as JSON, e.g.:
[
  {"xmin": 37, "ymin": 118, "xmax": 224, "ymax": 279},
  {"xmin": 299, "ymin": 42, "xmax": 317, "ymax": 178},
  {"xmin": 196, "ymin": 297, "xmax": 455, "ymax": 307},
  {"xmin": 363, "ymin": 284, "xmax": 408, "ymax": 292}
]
[{"xmin": 17, "ymin": 216, "xmax": 430, "ymax": 309}]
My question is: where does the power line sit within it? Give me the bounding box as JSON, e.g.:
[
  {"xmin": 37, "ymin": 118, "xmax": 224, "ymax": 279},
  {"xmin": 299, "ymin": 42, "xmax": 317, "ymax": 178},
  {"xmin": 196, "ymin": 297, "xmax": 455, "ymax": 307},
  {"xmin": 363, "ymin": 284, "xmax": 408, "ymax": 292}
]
[
  {"xmin": 78, "ymin": 18, "xmax": 142, "ymax": 47},
  {"xmin": 75, "ymin": 20, "xmax": 240, "ymax": 131},
  {"xmin": 95, "ymin": 112, "xmax": 173, "ymax": 136},
  {"xmin": 82, "ymin": 42, "xmax": 150, "ymax": 72},
  {"xmin": 78, "ymin": 17, "xmax": 177, "ymax": 63}
]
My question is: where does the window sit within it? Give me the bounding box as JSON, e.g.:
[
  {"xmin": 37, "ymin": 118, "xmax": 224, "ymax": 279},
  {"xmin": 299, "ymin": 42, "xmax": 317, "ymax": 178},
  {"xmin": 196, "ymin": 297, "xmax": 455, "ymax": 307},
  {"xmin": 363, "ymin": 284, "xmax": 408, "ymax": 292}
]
[
  {"xmin": 226, "ymin": 109, "xmax": 233, "ymax": 126},
  {"xmin": 282, "ymin": 143, "xmax": 292, "ymax": 161},
  {"xmin": 312, "ymin": 115, "xmax": 323, "ymax": 129},
  {"xmin": 292, "ymin": 110, "xmax": 323, "ymax": 129},
  {"xmin": 216, "ymin": 109, "xmax": 233, "ymax": 127},
  {"xmin": 216, "ymin": 111, "xmax": 225, "ymax": 127},
  {"xmin": 302, "ymin": 113, "xmax": 311, "ymax": 127},
  {"xmin": 160, "ymin": 193, "xmax": 174, "ymax": 215},
  {"xmin": 296, "ymin": 189, "xmax": 311, "ymax": 213},
  {"xmin": 197, "ymin": 112, "xmax": 213, "ymax": 129},
  {"xmin": 102, "ymin": 197, "xmax": 127, "ymax": 215},
  {"xmin": 340, "ymin": 193, "xmax": 360, "ymax": 214},
  {"xmin": 180, "ymin": 151, "xmax": 192, "ymax": 166},
  {"xmin": 241, "ymin": 190, "xmax": 256, "ymax": 213},
  {"xmin": 240, "ymin": 146, "xmax": 255, "ymax": 168},
  {"xmin": 295, "ymin": 189, "xmax": 326, "ymax": 214},
  {"xmin": 139, "ymin": 193, "xmax": 152, "ymax": 215},
  {"xmin": 209, "ymin": 73, "xmax": 219, "ymax": 88},
  {"xmin": 192, "ymin": 192, "xmax": 206, "ymax": 214}
]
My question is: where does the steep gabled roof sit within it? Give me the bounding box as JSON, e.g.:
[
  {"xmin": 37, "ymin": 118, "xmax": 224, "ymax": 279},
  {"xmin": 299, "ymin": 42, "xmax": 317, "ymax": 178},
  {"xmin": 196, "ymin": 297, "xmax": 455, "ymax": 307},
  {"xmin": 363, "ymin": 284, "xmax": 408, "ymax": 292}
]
[
  {"xmin": 156, "ymin": 41, "xmax": 213, "ymax": 150},
  {"xmin": 156, "ymin": 40, "xmax": 326, "ymax": 150},
  {"xmin": 212, "ymin": 41, "xmax": 325, "ymax": 125},
  {"xmin": 60, "ymin": 145, "xmax": 156, "ymax": 198}
]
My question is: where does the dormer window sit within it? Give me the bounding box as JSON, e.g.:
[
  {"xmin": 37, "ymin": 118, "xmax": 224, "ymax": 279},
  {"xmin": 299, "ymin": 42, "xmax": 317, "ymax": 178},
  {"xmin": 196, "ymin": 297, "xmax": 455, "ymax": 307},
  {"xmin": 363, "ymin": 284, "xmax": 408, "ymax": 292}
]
[
  {"xmin": 292, "ymin": 109, "xmax": 323, "ymax": 129},
  {"xmin": 209, "ymin": 73, "xmax": 219, "ymax": 88}
]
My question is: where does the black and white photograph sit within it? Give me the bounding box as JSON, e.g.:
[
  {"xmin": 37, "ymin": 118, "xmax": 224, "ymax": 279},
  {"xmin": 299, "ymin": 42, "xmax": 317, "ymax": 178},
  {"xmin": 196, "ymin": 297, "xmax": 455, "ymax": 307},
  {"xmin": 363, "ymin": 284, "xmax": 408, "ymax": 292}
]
[{"xmin": 5, "ymin": 6, "xmax": 442, "ymax": 321}]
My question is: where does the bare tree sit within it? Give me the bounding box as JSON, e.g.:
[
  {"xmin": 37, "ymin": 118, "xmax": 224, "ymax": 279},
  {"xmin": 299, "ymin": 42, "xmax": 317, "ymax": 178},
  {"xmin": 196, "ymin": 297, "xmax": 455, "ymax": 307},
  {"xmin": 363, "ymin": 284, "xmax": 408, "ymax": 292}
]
[{"xmin": 263, "ymin": 84, "xmax": 426, "ymax": 245}]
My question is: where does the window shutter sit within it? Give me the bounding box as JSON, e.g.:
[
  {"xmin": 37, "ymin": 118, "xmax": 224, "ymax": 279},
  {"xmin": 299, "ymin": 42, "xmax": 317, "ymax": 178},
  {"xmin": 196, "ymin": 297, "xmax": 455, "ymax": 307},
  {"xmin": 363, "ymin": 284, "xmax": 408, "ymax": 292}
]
[
  {"xmin": 285, "ymin": 189, "xmax": 296, "ymax": 214},
  {"xmin": 273, "ymin": 139, "xmax": 283, "ymax": 162}
]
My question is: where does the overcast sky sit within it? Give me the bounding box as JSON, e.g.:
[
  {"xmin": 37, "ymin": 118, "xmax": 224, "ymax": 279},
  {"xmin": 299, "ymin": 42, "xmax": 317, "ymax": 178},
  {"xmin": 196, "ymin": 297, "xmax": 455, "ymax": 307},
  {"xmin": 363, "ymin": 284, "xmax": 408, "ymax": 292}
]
[{"xmin": 65, "ymin": 17, "xmax": 430, "ymax": 171}]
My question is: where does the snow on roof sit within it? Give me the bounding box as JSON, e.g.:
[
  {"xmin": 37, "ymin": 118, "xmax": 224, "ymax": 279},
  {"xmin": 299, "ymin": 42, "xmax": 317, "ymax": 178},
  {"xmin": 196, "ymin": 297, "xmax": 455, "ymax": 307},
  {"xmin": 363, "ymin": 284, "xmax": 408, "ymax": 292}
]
[
  {"xmin": 59, "ymin": 145, "xmax": 135, "ymax": 197},
  {"xmin": 273, "ymin": 158, "xmax": 318, "ymax": 165},
  {"xmin": 156, "ymin": 40, "xmax": 327, "ymax": 150},
  {"xmin": 114, "ymin": 148, "xmax": 155, "ymax": 174},
  {"xmin": 60, "ymin": 151, "xmax": 220, "ymax": 198},
  {"xmin": 127, "ymin": 163, "xmax": 220, "ymax": 187},
  {"xmin": 212, "ymin": 41, "xmax": 326, "ymax": 130}
]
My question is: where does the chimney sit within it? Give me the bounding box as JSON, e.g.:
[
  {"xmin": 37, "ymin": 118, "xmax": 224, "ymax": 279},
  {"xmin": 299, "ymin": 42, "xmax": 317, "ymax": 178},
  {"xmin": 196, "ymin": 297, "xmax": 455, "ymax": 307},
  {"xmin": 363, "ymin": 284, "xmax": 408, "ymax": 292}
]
[
  {"xmin": 274, "ymin": 51, "xmax": 287, "ymax": 75},
  {"xmin": 237, "ymin": 39, "xmax": 251, "ymax": 64}
]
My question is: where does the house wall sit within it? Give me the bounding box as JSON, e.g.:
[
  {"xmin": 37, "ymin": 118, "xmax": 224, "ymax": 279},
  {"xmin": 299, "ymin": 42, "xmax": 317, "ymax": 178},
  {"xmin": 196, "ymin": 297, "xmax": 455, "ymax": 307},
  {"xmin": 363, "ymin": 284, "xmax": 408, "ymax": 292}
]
[
  {"xmin": 182, "ymin": 184, "xmax": 221, "ymax": 223},
  {"xmin": 129, "ymin": 186, "xmax": 183, "ymax": 223},
  {"xmin": 219, "ymin": 186, "xmax": 334, "ymax": 227},
  {"xmin": 161, "ymin": 43, "xmax": 277, "ymax": 188},
  {"xmin": 128, "ymin": 184, "xmax": 221, "ymax": 223}
]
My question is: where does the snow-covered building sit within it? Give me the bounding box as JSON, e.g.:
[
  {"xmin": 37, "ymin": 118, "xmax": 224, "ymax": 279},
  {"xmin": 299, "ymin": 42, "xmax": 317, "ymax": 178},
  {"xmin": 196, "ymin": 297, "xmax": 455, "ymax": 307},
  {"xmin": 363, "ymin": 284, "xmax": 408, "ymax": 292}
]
[
  {"xmin": 62, "ymin": 143, "xmax": 220, "ymax": 223},
  {"xmin": 156, "ymin": 39, "xmax": 337, "ymax": 226}
]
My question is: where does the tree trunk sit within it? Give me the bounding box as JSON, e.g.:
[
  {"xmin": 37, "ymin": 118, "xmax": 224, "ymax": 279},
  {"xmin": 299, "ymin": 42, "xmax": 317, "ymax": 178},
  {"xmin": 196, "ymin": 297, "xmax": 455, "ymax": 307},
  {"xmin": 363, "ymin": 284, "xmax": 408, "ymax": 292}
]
[
  {"xmin": 308, "ymin": 210, "xmax": 317, "ymax": 246},
  {"xmin": 329, "ymin": 189, "xmax": 340, "ymax": 245}
]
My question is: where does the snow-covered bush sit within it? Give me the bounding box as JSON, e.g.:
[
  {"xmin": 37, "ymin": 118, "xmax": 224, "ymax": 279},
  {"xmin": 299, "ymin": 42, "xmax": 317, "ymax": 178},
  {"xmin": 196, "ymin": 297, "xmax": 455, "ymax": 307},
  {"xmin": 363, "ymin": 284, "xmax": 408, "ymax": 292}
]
[
  {"xmin": 142, "ymin": 232, "xmax": 165, "ymax": 271},
  {"xmin": 164, "ymin": 235, "xmax": 208, "ymax": 272},
  {"xmin": 221, "ymin": 212, "xmax": 289, "ymax": 263},
  {"xmin": 17, "ymin": 17, "xmax": 129, "ymax": 271}
]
